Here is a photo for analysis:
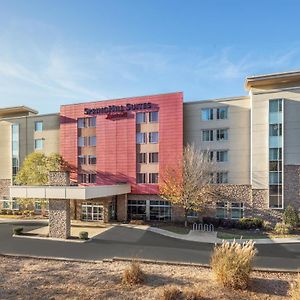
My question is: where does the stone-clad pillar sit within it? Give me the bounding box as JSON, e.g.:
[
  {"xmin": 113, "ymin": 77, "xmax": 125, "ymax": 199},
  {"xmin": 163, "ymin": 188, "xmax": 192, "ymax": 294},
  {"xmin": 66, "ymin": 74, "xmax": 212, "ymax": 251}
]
[{"xmin": 49, "ymin": 199, "xmax": 71, "ymax": 239}]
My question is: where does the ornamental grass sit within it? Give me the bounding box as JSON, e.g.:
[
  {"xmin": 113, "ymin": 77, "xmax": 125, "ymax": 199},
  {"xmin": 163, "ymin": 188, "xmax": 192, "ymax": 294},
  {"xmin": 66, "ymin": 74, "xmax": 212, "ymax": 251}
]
[{"xmin": 211, "ymin": 240, "xmax": 257, "ymax": 290}]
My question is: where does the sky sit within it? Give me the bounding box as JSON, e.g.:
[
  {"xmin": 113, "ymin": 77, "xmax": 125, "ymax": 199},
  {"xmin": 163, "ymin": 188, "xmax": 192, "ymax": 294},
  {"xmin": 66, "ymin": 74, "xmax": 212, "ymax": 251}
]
[{"xmin": 0, "ymin": 0, "xmax": 300, "ymax": 114}]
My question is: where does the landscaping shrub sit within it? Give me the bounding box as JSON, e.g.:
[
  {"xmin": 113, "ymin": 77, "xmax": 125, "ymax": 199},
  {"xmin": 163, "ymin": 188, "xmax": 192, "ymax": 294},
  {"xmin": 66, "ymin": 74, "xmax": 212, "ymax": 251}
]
[
  {"xmin": 290, "ymin": 275, "xmax": 300, "ymax": 300},
  {"xmin": 6, "ymin": 209, "xmax": 13, "ymax": 215},
  {"xmin": 202, "ymin": 217, "xmax": 222, "ymax": 228},
  {"xmin": 220, "ymin": 218, "xmax": 237, "ymax": 229},
  {"xmin": 129, "ymin": 220, "xmax": 146, "ymax": 225},
  {"xmin": 0, "ymin": 209, "xmax": 7, "ymax": 215},
  {"xmin": 262, "ymin": 220, "xmax": 273, "ymax": 232},
  {"xmin": 283, "ymin": 205, "xmax": 299, "ymax": 228},
  {"xmin": 183, "ymin": 287, "xmax": 205, "ymax": 300},
  {"xmin": 236, "ymin": 218, "xmax": 263, "ymax": 230},
  {"xmin": 211, "ymin": 240, "xmax": 257, "ymax": 290},
  {"xmin": 274, "ymin": 222, "xmax": 292, "ymax": 235},
  {"xmin": 161, "ymin": 285, "xmax": 182, "ymax": 300},
  {"xmin": 79, "ymin": 231, "xmax": 89, "ymax": 240},
  {"xmin": 13, "ymin": 227, "xmax": 23, "ymax": 235},
  {"xmin": 122, "ymin": 261, "xmax": 145, "ymax": 286}
]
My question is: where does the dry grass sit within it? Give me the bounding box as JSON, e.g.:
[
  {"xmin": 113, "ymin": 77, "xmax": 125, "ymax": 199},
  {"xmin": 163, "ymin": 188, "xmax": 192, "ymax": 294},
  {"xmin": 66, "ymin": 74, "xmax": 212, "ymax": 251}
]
[
  {"xmin": 211, "ymin": 240, "xmax": 257, "ymax": 290},
  {"xmin": 122, "ymin": 260, "xmax": 146, "ymax": 286},
  {"xmin": 0, "ymin": 255, "xmax": 296, "ymax": 299},
  {"xmin": 183, "ymin": 286, "xmax": 205, "ymax": 300},
  {"xmin": 161, "ymin": 285, "xmax": 182, "ymax": 300},
  {"xmin": 290, "ymin": 275, "xmax": 300, "ymax": 300}
]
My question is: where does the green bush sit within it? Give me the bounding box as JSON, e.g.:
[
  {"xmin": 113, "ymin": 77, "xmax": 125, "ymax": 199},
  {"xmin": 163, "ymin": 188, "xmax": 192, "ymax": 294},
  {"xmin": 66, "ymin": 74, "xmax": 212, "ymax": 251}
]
[
  {"xmin": 274, "ymin": 222, "xmax": 292, "ymax": 235},
  {"xmin": 237, "ymin": 218, "xmax": 263, "ymax": 230},
  {"xmin": 262, "ymin": 220, "xmax": 273, "ymax": 232},
  {"xmin": 79, "ymin": 231, "xmax": 89, "ymax": 240},
  {"xmin": 6, "ymin": 209, "xmax": 13, "ymax": 215},
  {"xmin": 13, "ymin": 227, "xmax": 23, "ymax": 235},
  {"xmin": 0, "ymin": 209, "xmax": 7, "ymax": 215},
  {"xmin": 283, "ymin": 205, "xmax": 299, "ymax": 228}
]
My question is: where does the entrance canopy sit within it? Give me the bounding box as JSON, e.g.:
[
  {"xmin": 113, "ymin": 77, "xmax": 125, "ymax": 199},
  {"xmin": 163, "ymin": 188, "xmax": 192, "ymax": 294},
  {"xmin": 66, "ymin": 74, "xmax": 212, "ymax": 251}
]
[{"xmin": 10, "ymin": 184, "xmax": 131, "ymax": 200}]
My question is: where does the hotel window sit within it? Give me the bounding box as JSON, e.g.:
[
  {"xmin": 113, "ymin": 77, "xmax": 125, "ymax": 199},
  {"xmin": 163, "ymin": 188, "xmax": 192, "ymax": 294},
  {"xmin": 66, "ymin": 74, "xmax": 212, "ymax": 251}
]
[
  {"xmin": 34, "ymin": 121, "xmax": 43, "ymax": 132},
  {"xmin": 78, "ymin": 155, "xmax": 86, "ymax": 165},
  {"xmin": 216, "ymin": 172, "xmax": 228, "ymax": 184},
  {"xmin": 136, "ymin": 132, "xmax": 146, "ymax": 144},
  {"xmin": 88, "ymin": 155, "xmax": 97, "ymax": 165},
  {"xmin": 187, "ymin": 210, "xmax": 198, "ymax": 218},
  {"xmin": 216, "ymin": 202, "xmax": 244, "ymax": 219},
  {"xmin": 201, "ymin": 108, "xmax": 213, "ymax": 121},
  {"xmin": 77, "ymin": 118, "xmax": 85, "ymax": 128},
  {"xmin": 34, "ymin": 139, "xmax": 44, "ymax": 150},
  {"xmin": 136, "ymin": 173, "xmax": 147, "ymax": 184},
  {"xmin": 216, "ymin": 129, "xmax": 228, "ymax": 141},
  {"xmin": 149, "ymin": 111, "xmax": 159, "ymax": 123},
  {"xmin": 78, "ymin": 136, "xmax": 85, "ymax": 147},
  {"xmin": 149, "ymin": 173, "xmax": 159, "ymax": 184},
  {"xmin": 216, "ymin": 107, "xmax": 228, "ymax": 120},
  {"xmin": 128, "ymin": 200, "xmax": 147, "ymax": 221},
  {"xmin": 88, "ymin": 136, "xmax": 96, "ymax": 147},
  {"xmin": 78, "ymin": 173, "xmax": 96, "ymax": 184},
  {"xmin": 269, "ymin": 99, "xmax": 284, "ymax": 209},
  {"xmin": 216, "ymin": 150, "xmax": 228, "ymax": 162},
  {"xmin": 202, "ymin": 130, "xmax": 214, "ymax": 141},
  {"xmin": 137, "ymin": 153, "xmax": 147, "ymax": 164},
  {"xmin": 88, "ymin": 117, "xmax": 96, "ymax": 128},
  {"xmin": 149, "ymin": 152, "xmax": 159, "ymax": 163},
  {"xmin": 149, "ymin": 200, "xmax": 171, "ymax": 221},
  {"xmin": 149, "ymin": 132, "xmax": 159, "ymax": 144},
  {"xmin": 136, "ymin": 112, "xmax": 146, "ymax": 124},
  {"xmin": 34, "ymin": 201, "xmax": 42, "ymax": 213}
]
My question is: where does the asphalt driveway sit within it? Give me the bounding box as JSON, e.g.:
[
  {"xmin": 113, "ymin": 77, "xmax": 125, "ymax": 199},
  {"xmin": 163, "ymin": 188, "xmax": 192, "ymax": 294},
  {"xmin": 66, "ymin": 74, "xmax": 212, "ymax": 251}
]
[{"xmin": 0, "ymin": 221, "xmax": 299, "ymax": 271}]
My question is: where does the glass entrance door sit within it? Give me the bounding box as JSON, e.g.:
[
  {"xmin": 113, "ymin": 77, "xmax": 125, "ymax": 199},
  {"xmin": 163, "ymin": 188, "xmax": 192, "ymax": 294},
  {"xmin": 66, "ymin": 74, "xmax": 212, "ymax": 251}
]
[{"xmin": 81, "ymin": 203, "xmax": 103, "ymax": 221}]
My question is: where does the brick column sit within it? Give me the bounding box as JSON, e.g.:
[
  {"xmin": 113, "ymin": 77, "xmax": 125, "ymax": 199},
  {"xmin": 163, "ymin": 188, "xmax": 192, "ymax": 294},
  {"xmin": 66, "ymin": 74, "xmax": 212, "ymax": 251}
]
[
  {"xmin": 117, "ymin": 194, "xmax": 128, "ymax": 222},
  {"xmin": 48, "ymin": 199, "xmax": 71, "ymax": 239}
]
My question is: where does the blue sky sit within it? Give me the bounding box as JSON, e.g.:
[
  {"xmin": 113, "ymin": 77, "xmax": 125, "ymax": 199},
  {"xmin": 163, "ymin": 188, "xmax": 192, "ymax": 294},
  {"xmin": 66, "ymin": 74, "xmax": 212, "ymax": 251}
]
[{"xmin": 0, "ymin": 0, "xmax": 300, "ymax": 113}]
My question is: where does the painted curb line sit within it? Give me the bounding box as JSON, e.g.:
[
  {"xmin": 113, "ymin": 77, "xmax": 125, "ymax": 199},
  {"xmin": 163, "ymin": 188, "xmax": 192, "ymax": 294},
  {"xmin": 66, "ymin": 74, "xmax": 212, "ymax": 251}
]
[{"xmin": 12, "ymin": 234, "xmax": 88, "ymax": 243}]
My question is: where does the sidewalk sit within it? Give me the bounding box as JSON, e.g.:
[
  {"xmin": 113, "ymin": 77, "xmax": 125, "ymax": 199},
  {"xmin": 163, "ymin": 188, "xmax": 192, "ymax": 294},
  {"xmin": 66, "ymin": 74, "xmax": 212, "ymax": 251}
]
[{"xmin": 147, "ymin": 227, "xmax": 300, "ymax": 244}]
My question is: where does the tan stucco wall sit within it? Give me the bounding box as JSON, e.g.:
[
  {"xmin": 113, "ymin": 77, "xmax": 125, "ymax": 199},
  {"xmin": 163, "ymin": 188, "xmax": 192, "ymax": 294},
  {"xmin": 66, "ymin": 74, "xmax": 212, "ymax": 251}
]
[
  {"xmin": 183, "ymin": 97, "xmax": 251, "ymax": 185},
  {"xmin": 0, "ymin": 114, "xmax": 60, "ymax": 180}
]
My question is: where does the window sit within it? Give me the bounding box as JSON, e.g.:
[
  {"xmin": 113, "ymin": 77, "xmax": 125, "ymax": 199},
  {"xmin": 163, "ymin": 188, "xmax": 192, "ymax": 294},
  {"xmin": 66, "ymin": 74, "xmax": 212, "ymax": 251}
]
[
  {"xmin": 269, "ymin": 124, "xmax": 282, "ymax": 136},
  {"xmin": 216, "ymin": 129, "xmax": 228, "ymax": 141},
  {"xmin": 128, "ymin": 200, "xmax": 147, "ymax": 220},
  {"xmin": 216, "ymin": 107, "xmax": 228, "ymax": 120},
  {"xmin": 78, "ymin": 173, "xmax": 96, "ymax": 184},
  {"xmin": 88, "ymin": 117, "xmax": 96, "ymax": 128},
  {"xmin": 269, "ymin": 148, "xmax": 282, "ymax": 160},
  {"xmin": 35, "ymin": 121, "xmax": 43, "ymax": 132},
  {"xmin": 202, "ymin": 130, "xmax": 214, "ymax": 141},
  {"xmin": 136, "ymin": 112, "xmax": 146, "ymax": 124},
  {"xmin": 216, "ymin": 172, "xmax": 228, "ymax": 184},
  {"xmin": 136, "ymin": 132, "xmax": 146, "ymax": 144},
  {"xmin": 149, "ymin": 173, "xmax": 159, "ymax": 184},
  {"xmin": 149, "ymin": 152, "xmax": 159, "ymax": 163},
  {"xmin": 149, "ymin": 200, "xmax": 171, "ymax": 221},
  {"xmin": 216, "ymin": 150, "xmax": 228, "ymax": 162},
  {"xmin": 78, "ymin": 155, "xmax": 86, "ymax": 165},
  {"xmin": 34, "ymin": 201, "xmax": 42, "ymax": 212},
  {"xmin": 149, "ymin": 132, "xmax": 159, "ymax": 143},
  {"xmin": 137, "ymin": 173, "xmax": 146, "ymax": 184},
  {"xmin": 216, "ymin": 202, "xmax": 244, "ymax": 219},
  {"xmin": 137, "ymin": 153, "xmax": 147, "ymax": 164},
  {"xmin": 1, "ymin": 199, "xmax": 19, "ymax": 210},
  {"xmin": 88, "ymin": 136, "xmax": 96, "ymax": 147},
  {"xmin": 78, "ymin": 137, "xmax": 85, "ymax": 147},
  {"xmin": 201, "ymin": 108, "xmax": 213, "ymax": 121},
  {"xmin": 34, "ymin": 139, "xmax": 44, "ymax": 150},
  {"xmin": 11, "ymin": 124, "xmax": 19, "ymax": 179},
  {"xmin": 149, "ymin": 111, "xmax": 159, "ymax": 123},
  {"xmin": 187, "ymin": 210, "xmax": 198, "ymax": 218},
  {"xmin": 78, "ymin": 118, "xmax": 85, "ymax": 128},
  {"xmin": 88, "ymin": 155, "xmax": 97, "ymax": 165}
]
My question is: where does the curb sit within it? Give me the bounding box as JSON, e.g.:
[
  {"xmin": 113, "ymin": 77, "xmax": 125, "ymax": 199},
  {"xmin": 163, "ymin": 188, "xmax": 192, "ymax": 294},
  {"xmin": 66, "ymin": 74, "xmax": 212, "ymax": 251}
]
[
  {"xmin": 12, "ymin": 234, "xmax": 89, "ymax": 243},
  {"xmin": 0, "ymin": 253, "xmax": 298, "ymax": 273}
]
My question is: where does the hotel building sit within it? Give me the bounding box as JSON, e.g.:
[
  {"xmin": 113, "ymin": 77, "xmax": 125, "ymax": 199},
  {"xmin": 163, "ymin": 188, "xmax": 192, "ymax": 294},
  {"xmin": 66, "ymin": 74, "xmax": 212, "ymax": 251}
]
[{"xmin": 1, "ymin": 70, "xmax": 300, "ymax": 222}]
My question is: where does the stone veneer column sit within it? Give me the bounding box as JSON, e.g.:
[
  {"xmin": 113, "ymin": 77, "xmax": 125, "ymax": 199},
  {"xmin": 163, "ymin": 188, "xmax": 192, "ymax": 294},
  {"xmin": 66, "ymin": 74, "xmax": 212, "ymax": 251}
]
[
  {"xmin": 117, "ymin": 194, "xmax": 128, "ymax": 222},
  {"xmin": 48, "ymin": 171, "xmax": 71, "ymax": 239},
  {"xmin": 48, "ymin": 199, "xmax": 71, "ymax": 239}
]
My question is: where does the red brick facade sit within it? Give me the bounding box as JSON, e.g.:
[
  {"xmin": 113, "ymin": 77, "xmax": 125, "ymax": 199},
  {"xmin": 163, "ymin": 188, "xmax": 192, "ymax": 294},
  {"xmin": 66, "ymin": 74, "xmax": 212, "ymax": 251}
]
[{"xmin": 60, "ymin": 92, "xmax": 183, "ymax": 195}]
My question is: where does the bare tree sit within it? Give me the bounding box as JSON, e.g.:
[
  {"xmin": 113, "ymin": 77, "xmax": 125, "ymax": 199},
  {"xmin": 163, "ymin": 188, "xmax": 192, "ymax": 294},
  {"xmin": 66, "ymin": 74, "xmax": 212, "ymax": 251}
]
[{"xmin": 160, "ymin": 144, "xmax": 217, "ymax": 227}]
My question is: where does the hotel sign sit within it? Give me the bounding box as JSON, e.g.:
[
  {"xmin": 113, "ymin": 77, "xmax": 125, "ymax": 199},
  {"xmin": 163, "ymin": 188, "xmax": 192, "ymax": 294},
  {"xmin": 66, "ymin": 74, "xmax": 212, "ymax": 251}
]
[{"xmin": 84, "ymin": 102, "xmax": 153, "ymax": 115}]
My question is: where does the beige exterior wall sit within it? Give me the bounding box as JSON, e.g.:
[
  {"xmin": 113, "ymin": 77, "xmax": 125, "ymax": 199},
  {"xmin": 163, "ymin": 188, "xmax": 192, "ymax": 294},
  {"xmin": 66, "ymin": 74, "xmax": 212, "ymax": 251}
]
[
  {"xmin": 0, "ymin": 113, "xmax": 60, "ymax": 181},
  {"xmin": 183, "ymin": 96, "xmax": 251, "ymax": 185}
]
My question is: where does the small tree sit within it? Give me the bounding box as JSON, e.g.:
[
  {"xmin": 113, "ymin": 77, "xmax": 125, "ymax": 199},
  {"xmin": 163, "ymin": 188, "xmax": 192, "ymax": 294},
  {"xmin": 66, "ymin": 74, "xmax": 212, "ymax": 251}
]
[
  {"xmin": 160, "ymin": 144, "xmax": 217, "ymax": 227},
  {"xmin": 15, "ymin": 152, "xmax": 69, "ymax": 209},
  {"xmin": 283, "ymin": 205, "xmax": 299, "ymax": 229}
]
